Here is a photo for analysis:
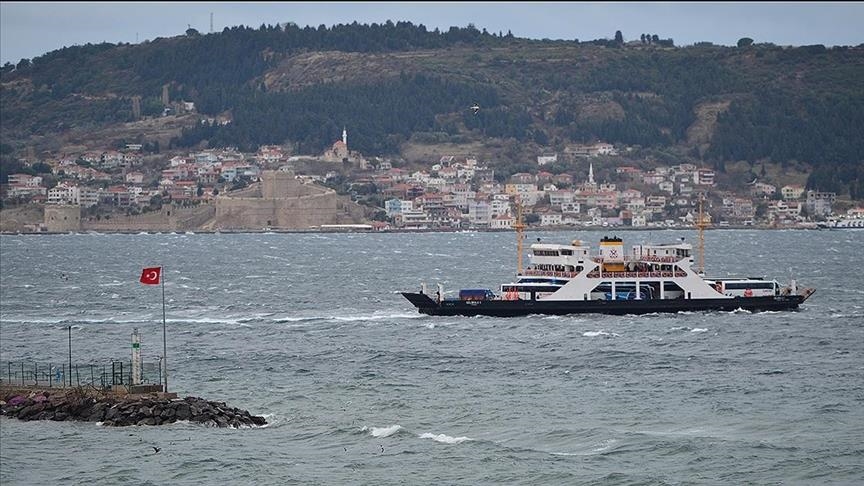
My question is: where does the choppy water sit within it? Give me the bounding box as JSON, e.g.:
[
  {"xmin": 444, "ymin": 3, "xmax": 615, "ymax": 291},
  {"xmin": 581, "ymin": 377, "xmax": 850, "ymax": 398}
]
[{"xmin": 1, "ymin": 229, "xmax": 862, "ymax": 485}]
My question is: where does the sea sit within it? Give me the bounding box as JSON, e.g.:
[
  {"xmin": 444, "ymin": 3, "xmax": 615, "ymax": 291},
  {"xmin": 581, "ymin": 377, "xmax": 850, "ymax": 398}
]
[{"xmin": 0, "ymin": 229, "xmax": 862, "ymax": 485}]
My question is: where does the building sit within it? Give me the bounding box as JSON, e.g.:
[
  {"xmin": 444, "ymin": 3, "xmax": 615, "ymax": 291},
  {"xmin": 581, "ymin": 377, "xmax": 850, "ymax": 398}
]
[
  {"xmin": 806, "ymin": 190, "xmax": 836, "ymax": 217},
  {"xmin": 781, "ymin": 184, "xmax": 805, "ymax": 201},
  {"xmin": 537, "ymin": 153, "xmax": 558, "ymax": 166},
  {"xmin": 468, "ymin": 201, "xmax": 492, "ymax": 227}
]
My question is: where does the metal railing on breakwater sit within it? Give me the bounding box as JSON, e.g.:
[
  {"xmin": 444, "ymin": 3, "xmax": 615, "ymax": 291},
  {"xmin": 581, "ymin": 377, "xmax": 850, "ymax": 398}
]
[{"xmin": 1, "ymin": 360, "xmax": 162, "ymax": 390}]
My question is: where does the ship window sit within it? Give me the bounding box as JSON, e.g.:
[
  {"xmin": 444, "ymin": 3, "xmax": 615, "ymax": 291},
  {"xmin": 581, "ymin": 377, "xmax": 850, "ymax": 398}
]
[
  {"xmin": 724, "ymin": 282, "xmax": 775, "ymax": 290},
  {"xmin": 561, "ymin": 249, "xmax": 573, "ymax": 256}
]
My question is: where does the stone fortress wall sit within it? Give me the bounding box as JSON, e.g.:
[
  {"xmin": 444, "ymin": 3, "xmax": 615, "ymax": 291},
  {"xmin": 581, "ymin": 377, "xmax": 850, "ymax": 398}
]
[
  {"xmin": 82, "ymin": 205, "xmax": 216, "ymax": 232},
  {"xmin": 44, "ymin": 205, "xmax": 81, "ymax": 232},
  {"xmin": 37, "ymin": 170, "xmax": 367, "ymax": 232},
  {"xmin": 213, "ymin": 171, "xmax": 363, "ymax": 230}
]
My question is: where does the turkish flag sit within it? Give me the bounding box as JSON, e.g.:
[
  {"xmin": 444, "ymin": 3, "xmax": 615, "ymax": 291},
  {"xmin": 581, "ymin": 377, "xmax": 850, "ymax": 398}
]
[{"xmin": 140, "ymin": 267, "xmax": 161, "ymax": 285}]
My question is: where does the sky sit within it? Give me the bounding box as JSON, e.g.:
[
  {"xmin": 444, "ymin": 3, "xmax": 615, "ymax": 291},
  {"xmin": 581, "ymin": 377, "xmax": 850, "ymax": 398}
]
[{"xmin": 2, "ymin": 2, "xmax": 864, "ymax": 65}]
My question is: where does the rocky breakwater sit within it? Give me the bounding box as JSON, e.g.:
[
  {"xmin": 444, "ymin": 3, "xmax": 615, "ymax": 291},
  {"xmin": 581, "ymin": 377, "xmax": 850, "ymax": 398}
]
[{"xmin": 1, "ymin": 389, "xmax": 267, "ymax": 428}]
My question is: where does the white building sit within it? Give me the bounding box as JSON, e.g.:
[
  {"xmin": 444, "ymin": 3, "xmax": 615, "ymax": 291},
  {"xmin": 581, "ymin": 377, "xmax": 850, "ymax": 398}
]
[
  {"xmin": 47, "ymin": 184, "xmax": 80, "ymax": 205},
  {"xmin": 468, "ymin": 201, "xmax": 492, "ymax": 226},
  {"xmin": 537, "ymin": 153, "xmax": 558, "ymax": 166},
  {"xmin": 540, "ymin": 213, "xmax": 563, "ymax": 226}
]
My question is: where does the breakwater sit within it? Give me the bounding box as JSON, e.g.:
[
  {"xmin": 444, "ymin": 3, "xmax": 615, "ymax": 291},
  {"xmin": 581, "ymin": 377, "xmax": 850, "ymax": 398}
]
[{"xmin": 1, "ymin": 387, "xmax": 266, "ymax": 428}]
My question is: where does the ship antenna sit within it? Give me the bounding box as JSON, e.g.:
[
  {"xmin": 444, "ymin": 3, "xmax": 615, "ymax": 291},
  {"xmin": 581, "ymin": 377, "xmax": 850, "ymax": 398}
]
[
  {"xmin": 514, "ymin": 195, "xmax": 525, "ymax": 275},
  {"xmin": 696, "ymin": 195, "xmax": 710, "ymax": 275}
]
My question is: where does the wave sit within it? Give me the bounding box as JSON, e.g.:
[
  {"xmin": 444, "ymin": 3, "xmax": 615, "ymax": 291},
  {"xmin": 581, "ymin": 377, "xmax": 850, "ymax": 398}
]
[
  {"xmin": 361, "ymin": 424, "xmax": 403, "ymax": 438},
  {"xmin": 333, "ymin": 312, "xmax": 425, "ymax": 322},
  {"xmin": 273, "ymin": 313, "xmax": 424, "ymax": 323},
  {"xmin": 273, "ymin": 316, "xmax": 321, "ymax": 323},
  {"xmin": 256, "ymin": 414, "xmax": 291, "ymax": 428},
  {"xmin": 418, "ymin": 432, "xmax": 472, "ymax": 444},
  {"xmin": 583, "ymin": 330, "xmax": 620, "ymax": 338}
]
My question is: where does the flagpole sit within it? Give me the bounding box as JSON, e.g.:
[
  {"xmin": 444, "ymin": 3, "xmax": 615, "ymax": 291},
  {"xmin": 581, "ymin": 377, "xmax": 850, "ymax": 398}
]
[{"xmin": 161, "ymin": 265, "xmax": 168, "ymax": 393}]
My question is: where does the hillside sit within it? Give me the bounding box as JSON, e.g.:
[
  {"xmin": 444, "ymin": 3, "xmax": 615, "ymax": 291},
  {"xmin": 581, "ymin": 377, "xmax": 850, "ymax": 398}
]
[{"xmin": 1, "ymin": 22, "xmax": 863, "ymax": 197}]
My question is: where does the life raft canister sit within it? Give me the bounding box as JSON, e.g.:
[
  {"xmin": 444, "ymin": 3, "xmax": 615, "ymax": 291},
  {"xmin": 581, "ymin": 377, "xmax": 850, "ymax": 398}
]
[{"xmin": 744, "ymin": 288, "xmax": 753, "ymax": 297}]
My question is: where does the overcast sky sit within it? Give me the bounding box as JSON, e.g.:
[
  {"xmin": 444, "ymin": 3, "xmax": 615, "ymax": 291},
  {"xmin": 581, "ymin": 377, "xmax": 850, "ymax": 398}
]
[{"xmin": 2, "ymin": 2, "xmax": 863, "ymax": 65}]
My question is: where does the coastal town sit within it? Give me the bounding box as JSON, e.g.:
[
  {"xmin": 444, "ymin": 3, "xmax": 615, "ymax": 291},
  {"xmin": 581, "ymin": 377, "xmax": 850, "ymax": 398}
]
[{"xmin": 2, "ymin": 127, "xmax": 862, "ymax": 232}]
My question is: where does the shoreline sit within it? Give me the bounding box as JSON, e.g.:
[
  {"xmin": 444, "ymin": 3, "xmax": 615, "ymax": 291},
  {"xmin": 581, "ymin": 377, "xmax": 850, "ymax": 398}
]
[{"xmin": 0, "ymin": 226, "xmax": 839, "ymax": 236}]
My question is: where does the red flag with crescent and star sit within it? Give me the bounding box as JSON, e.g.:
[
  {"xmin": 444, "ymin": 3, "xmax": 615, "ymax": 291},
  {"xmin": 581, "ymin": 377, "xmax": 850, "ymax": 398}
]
[{"xmin": 140, "ymin": 267, "xmax": 161, "ymax": 285}]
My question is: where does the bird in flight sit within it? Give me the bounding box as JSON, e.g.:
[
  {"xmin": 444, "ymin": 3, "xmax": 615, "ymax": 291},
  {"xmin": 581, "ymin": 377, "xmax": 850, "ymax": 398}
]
[{"xmin": 470, "ymin": 103, "xmax": 480, "ymax": 115}]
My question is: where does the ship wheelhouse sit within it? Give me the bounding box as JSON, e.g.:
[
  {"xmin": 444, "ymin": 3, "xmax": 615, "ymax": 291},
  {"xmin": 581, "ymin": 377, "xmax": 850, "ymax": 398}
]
[{"xmin": 503, "ymin": 236, "xmax": 722, "ymax": 302}]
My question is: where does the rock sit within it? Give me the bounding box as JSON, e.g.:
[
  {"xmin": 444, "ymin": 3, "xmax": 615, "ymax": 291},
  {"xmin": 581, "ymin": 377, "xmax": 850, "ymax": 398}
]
[
  {"xmin": 1, "ymin": 389, "xmax": 266, "ymax": 428},
  {"xmin": 105, "ymin": 406, "xmax": 119, "ymax": 421},
  {"xmin": 175, "ymin": 403, "xmax": 191, "ymax": 420}
]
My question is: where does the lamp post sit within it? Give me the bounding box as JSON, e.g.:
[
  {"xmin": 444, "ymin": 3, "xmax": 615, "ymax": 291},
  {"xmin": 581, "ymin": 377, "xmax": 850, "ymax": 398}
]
[{"xmin": 68, "ymin": 325, "xmax": 72, "ymax": 387}]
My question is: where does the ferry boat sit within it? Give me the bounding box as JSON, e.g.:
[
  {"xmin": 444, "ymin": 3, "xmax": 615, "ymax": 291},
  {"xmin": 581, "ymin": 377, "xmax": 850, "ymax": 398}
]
[{"xmin": 402, "ymin": 204, "xmax": 815, "ymax": 317}]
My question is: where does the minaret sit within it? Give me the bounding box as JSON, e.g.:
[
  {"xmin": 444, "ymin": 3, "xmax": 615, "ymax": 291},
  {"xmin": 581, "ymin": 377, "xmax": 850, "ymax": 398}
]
[
  {"xmin": 588, "ymin": 162, "xmax": 595, "ymax": 185},
  {"xmin": 342, "ymin": 127, "xmax": 347, "ymax": 147}
]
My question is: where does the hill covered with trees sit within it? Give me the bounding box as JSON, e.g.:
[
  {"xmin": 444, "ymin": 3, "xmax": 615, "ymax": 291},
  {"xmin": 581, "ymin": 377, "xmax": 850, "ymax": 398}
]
[{"xmin": 1, "ymin": 21, "xmax": 863, "ymax": 197}]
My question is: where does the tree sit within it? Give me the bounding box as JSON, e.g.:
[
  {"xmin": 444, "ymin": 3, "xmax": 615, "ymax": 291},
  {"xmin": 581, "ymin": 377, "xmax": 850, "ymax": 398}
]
[
  {"xmin": 614, "ymin": 30, "xmax": 624, "ymax": 45},
  {"xmin": 737, "ymin": 37, "xmax": 754, "ymax": 48}
]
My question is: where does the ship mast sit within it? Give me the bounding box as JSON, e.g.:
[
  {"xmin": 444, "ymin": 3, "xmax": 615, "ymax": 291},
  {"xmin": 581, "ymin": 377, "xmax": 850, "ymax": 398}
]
[
  {"xmin": 514, "ymin": 196, "xmax": 525, "ymax": 274},
  {"xmin": 695, "ymin": 195, "xmax": 709, "ymax": 275}
]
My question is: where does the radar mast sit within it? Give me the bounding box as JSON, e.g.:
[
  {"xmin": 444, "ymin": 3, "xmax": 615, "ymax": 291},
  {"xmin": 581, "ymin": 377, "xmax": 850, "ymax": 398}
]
[
  {"xmin": 514, "ymin": 196, "xmax": 525, "ymax": 275},
  {"xmin": 695, "ymin": 195, "xmax": 710, "ymax": 275}
]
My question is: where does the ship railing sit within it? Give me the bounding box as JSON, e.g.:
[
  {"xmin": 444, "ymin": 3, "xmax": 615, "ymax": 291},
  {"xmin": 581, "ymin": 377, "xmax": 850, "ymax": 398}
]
[
  {"xmin": 521, "ymin": 269, "xmax": 578, "ymax": 278},
  {"xmin": 593, "ymin": 256, "xmax": 680, "ymax": 263},
  {"xmin": 585, "ymin": 271, "xmax": 688, "ymax": 279}
]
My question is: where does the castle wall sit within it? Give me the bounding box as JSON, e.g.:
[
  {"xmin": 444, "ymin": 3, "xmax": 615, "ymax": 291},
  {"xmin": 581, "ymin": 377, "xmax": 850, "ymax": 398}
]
[
  {"xmin": 261, "ymin": 171, "xmax": 326, "ymax": 199},
  {"xmin": 82, "ymin": 205, "xmax": 215, "ymax": 232},
  {"xmin": 44, "ymin": 205, "xmax": 82, "ymax": 232},
  {"xmin": 214, "ymin": 191, "xmax": 351, "ymax": 229}
]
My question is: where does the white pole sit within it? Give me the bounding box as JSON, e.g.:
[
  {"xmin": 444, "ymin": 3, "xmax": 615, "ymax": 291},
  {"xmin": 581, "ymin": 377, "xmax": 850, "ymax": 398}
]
[
  {"xmin": 131, "ymin": 328, "xmax": 142, "ymax": 385},
  {"xmin": 161, "ymin": 266, "xmax": 168, "ymax": 393}
]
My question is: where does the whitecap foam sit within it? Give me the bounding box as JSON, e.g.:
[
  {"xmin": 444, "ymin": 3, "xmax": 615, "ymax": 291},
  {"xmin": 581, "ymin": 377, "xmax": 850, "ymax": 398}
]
[
  {"xmin": 361, "ymin": 424, "xmax": 402, "ymax": 438},
  {"xmin": 690, "ymin": 328, "xmax": 708, "ymax": 333},
  {"xmin": 332, "ymin": 313, "xmax": 424, "ymax": 322},
  {"xmin": 256, "ymin": 414, "xmax": 289, "ymax": 429},
  {"xmin": 419, "ymin": 432, "xmax": 472, "ymax": 444},
  {"xmin": 583, "ymin": 330, "xmax": 620, "ymax": 337}
]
